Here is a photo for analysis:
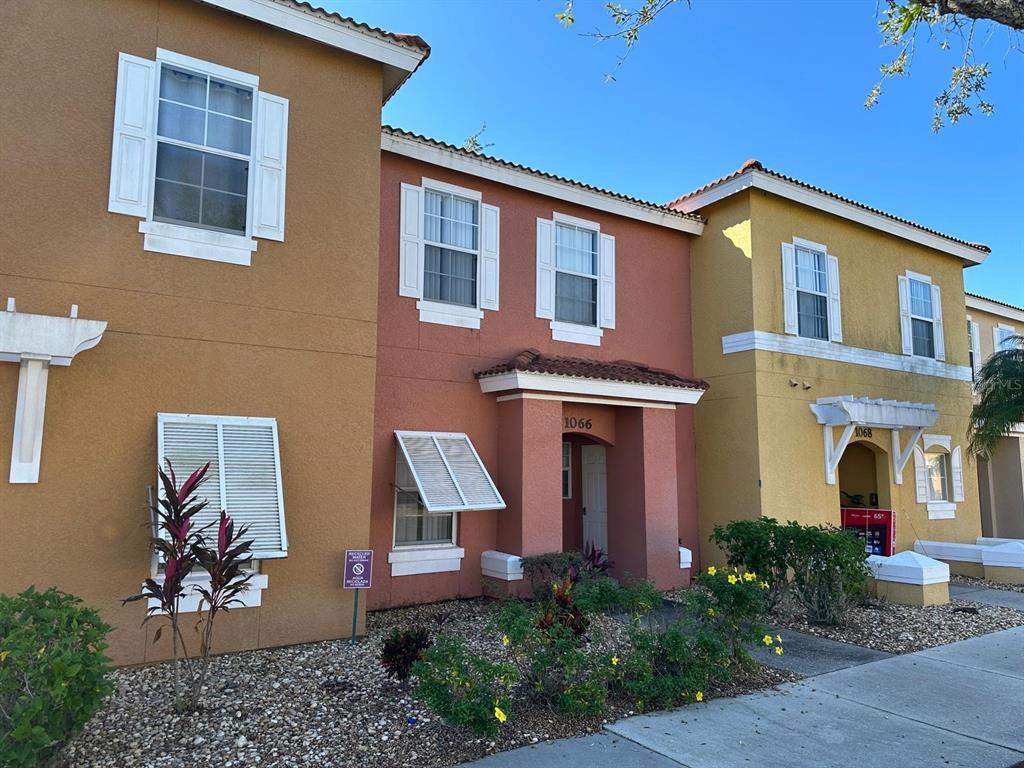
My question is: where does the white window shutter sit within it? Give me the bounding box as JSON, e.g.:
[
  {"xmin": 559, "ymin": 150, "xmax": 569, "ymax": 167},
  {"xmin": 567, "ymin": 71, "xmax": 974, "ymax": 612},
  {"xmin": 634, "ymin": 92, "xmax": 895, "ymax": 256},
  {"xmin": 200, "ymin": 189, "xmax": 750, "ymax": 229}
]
[
  {"xmin": 826, "ymin": 254, "xmax": 842, "ymax": 343},
  {"xmin": 913, "ymin": 446, "xmax": 928, "ymax": 503},
  {"xmin": 993, "ymin": 326, "xmax": 1003, "ymax": 353},
  {"xmin": 252, "ymin": 92, "xmax": 289, "ymax": 241},
  {"xmin": 399, "ymin": 184, "xmax": 424, "ymax": 299},
  {"xmin": 898, "ymin": 275, "xmax": 913, "ymax": 355},
  {"xmin": 599, "ymin": 233, "xmax": 616, "ymax": 329},
  {"xmin": 536, "ymin": 218, "xmax": 555, "ymax": 320},
  {"xmin": 781, "ymin": 243, "xmax": 797, "ymax": 335},
  {"xmin": 931, "ymin": 283, "xmax": 945, "ymax": 360},
  {"xmin": 951, "ymin": 446, "xmax": 965, "ymax": 502},
  {"xmin": 480, "ymin": 203, "xmax": 500, "ymax": 311},
  {"xmin": 970, "ymin": 321, "xmax": 981, "ymax": 378},
  {"xmin": 108, "ymin": 53, "xmax": 156, "ymax": 217}
]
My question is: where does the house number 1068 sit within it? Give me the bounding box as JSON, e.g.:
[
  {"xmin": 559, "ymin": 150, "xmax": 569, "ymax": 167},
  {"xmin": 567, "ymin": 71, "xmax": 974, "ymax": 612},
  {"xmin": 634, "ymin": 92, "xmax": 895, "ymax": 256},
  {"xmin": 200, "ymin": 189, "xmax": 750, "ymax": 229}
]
[{"xmin": 564, "ymin": 417, "xmax": 593, "ymax": 430}]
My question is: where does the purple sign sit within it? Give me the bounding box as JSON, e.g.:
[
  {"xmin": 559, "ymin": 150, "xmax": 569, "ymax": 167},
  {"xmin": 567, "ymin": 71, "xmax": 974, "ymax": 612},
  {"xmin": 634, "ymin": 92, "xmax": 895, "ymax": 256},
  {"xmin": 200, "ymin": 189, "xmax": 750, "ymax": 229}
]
[{"xmin": 343, "ymin": 550, "xmax": 373, "ymax": 589}]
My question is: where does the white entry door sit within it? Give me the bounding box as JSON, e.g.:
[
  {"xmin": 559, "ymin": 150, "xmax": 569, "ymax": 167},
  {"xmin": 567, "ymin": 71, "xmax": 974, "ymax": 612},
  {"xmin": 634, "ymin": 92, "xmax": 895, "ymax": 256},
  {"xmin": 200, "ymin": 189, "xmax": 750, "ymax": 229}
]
[{"xmin": 581, "ymin": 444, "xmax": 608, "ymax": 553}]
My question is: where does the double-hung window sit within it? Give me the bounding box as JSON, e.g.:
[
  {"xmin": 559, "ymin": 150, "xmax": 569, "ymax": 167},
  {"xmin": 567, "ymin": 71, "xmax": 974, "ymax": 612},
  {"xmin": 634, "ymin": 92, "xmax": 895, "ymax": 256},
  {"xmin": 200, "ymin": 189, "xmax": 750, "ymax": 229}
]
[
  {"xmin": 398, "ymin": 180, "xmax": 500, "ymax": 328},
  {"xmin": 108, "ymin": 50, "xmax": 289, "ymax": 266},
  {"xmin": 898, "ymin": 271, "xmax": 945, "ymax": 360},
  {"xmin": 914, "ymin": 434, "xmax": 964, "ymax": 519},
  {"xmin": 925, "ymin": 451, "xmax": 949, "ymax": 502},
  {"xmin": 995, "ymin": 324, "xmax": 1017, "ymax": 352},
  {"xmin": 394, "ymin": 454, "xmax": 455, "ymax": 547},
  {"xmin": 536, "ymin": 213, "xmax": 615, "ymax": 346},
  {"xmin": 562, "ymin": 442, "xmax": 572, "ymax": 499},
  {"xmin": 781, "ymin": 238, "xmax": 841, "ymax": 342}
]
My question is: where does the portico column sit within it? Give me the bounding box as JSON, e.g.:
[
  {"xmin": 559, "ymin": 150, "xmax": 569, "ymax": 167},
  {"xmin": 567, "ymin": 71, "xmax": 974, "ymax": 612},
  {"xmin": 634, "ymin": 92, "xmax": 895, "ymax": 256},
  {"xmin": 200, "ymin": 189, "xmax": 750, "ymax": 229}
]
[
  {"xmin": 496, "ymin": 396, "xmax": 563, "ymax": 556},
  {"xmin": 607, "ymin": 406, "xmax": 682, "ymax": 589}
]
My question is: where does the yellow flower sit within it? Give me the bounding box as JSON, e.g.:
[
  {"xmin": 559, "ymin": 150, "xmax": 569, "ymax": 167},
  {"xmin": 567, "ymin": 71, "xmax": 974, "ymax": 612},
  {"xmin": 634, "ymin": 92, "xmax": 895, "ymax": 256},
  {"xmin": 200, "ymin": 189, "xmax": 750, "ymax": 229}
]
[
  {"xmin": 762, "ymin": 634, "xmax": 773, "ymax": 646},
  {"xmin": 776, "ymin": 635, "xmax": 783, "ymax": 643},
  {"xmin": 695, "ymin": 691, "xmax": 704, "ymax": 702},
  {"xmin": 742, "ymin": 572, "xmax": 755, "ymax": 582},
  {"xmin": 501, "ymin": 635, "xmax": 510, "ymax": 647},
  {"xmin": 494, "ymin": 706, "xmax": 507, "ymax": 723},
  {"xmin": 760, "ymin": 581, "xmax": 769, "ymax": 590},
  {"xmin": 727, "ymin": 574, "xmax": 738, "ymax": 585},
  {"xmin": 611, "ymin": 655, "xmax": 619, "ymax": 666},
  {"xmin": 707, "ymin": 566, "xmax": 717, "ymax": 576},
  {"xmin": 706, "ymin": 607, "xmax": 716, "ymax": 617},
  {"xmin": 0, "ymin": 650, "xmax": 9, "ymax": 662},
  {"xmin": 775, "ymin": 646, "xmax": 784, "ymax": 656}
]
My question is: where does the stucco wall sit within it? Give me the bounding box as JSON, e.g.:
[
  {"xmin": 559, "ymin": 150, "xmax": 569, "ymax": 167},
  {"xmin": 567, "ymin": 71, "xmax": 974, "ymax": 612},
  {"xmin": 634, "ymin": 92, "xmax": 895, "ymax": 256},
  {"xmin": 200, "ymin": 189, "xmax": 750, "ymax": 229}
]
[
  {"xmin": 0, "ymin": 0, "xmax": 385, "ymax": 664},
  {"xmin": 371, "ymin": 151, "xmax": 700, "ymax": 607}
]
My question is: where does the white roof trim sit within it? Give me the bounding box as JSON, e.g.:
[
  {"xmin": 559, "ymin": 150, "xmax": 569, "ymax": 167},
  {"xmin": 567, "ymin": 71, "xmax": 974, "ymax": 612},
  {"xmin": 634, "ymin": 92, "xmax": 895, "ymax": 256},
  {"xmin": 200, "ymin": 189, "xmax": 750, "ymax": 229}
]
[
  {"xmin": 478, "ymin": 370, "xmax": 706, "ymax": 405},
  {"xmin": 382, "ymin": 131, "xmax": 704, "ymax": 235},
  {"xmin": 395, "ymin": 431, "xmax": 505, "ymax": 513},
  {"xmin": 965, "ymin": 295, "xmax": 1024, "ymax": 323},
  {"xmin": 810, "ymin": 396, "xmax": 938, "ymax": 429},
  {"xmin": 676, "ymin": 169, "xmax": 986, "ymax": 264}
]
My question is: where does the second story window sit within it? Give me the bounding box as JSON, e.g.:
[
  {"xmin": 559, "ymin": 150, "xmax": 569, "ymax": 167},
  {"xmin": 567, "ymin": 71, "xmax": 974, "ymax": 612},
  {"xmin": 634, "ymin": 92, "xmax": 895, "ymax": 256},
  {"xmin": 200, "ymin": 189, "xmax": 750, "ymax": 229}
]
[
  {"xmin": 995, "ymin": 324, "xmax": 1017, "ymax": 352},
  {"xmin": 423, "ymin": 190, "xmax": 479, "ymax": 307},
  {"xmin": 781, "ymin": 238, "xmax": 842, "ymax": 343},
  {"xmin": 555, "ymin": 223, "xmax": 599, "ymax": 326},
  {"xmin": 898, "ymin": 271, "xmax": 945, "ymax": 361}
]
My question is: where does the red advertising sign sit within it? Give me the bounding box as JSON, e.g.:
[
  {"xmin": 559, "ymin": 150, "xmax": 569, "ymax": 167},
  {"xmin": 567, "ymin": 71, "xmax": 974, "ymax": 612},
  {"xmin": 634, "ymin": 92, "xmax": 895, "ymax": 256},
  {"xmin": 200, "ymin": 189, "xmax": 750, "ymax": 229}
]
[{"xmin": 840, "ymin": 508, "xmax": 895, "ymax": 556}]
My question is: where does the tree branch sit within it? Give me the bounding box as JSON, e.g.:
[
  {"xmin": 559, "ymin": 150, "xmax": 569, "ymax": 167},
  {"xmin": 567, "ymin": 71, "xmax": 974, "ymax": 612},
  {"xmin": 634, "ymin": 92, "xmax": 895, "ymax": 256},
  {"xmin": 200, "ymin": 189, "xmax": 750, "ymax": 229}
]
[{"xmin": 937, "ymin": 0, "xmax": 1024, "ymax": 30}]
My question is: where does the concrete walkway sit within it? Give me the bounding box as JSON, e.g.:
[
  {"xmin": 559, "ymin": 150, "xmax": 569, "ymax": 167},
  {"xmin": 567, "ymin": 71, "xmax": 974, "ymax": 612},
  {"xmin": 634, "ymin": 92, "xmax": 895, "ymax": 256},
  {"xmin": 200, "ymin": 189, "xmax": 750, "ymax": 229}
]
[
  {"xmin": 468, "ymin": 625, "xmax": 1024, "ymax": 768},
  {"xmin": 951, "ymin": 582, "xmax": 1024, "ymax": 610}
]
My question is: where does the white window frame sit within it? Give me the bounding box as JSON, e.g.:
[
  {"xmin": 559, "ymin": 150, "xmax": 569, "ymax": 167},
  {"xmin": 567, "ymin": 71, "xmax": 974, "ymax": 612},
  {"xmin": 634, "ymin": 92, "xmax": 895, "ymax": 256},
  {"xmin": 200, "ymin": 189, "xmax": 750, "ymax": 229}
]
[
  {"xmin": 389, "ymin": 451, "xmax": 465, "ymax": 576},
  {"xmin": 550, "ymin": 212, "xmax": 605, "ymax": 346},
  {"xmin": 967, "ymin": 316, "xmax": 981, "ymax": 382},
  {"xmin": 914, "ymin": 434, "xmax": 963, "ymax": 519},
  {"xmin": 562, "ymin": 441, "xmax": 572, "ymax": 499},
  {"xmin": 782, "ymin": 237, "xmax": 842, "ymax": 343},
  {"xmin": 899, "ymin": 270, "xmax": 945, "ymax": 361},
  {"xmin": 994, "ymin": 323, "xmax": 1017, "ymax": 354}
]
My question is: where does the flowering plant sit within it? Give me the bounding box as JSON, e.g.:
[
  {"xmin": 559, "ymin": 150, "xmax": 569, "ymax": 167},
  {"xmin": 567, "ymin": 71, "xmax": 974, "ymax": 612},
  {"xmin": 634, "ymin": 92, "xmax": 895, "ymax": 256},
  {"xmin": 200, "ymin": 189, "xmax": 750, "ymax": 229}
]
[{"xmin": 694, "ymin": 565, "xmax": 772, "ymax": 666}]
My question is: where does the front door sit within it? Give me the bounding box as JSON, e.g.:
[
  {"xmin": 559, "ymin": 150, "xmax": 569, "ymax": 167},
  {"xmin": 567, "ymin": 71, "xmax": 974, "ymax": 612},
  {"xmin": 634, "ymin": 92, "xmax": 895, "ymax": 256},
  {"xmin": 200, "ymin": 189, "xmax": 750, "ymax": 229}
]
[{"xmin": 581, "ymin": 444, "xmax": 608, "ymax": 552}]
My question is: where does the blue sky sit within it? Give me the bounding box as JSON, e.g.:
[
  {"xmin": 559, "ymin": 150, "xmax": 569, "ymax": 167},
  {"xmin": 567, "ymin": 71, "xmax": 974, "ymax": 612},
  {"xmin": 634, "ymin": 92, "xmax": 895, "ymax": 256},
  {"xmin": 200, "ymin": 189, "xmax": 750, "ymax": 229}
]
[{"xmin": 334, "ymin": 0, "xmax": 1022, "ymax": 305}]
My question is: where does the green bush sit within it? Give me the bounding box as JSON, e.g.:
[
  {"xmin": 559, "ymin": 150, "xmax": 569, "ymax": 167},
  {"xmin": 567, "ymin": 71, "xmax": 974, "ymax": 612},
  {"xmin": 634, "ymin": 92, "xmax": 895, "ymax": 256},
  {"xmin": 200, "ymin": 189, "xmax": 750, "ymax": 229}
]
[
  {"xmin": 787, "ymin": 524, "xmax": 869, "ymax": 625},
  {"xmin": 0, "ymin": 587, "xmax": 113, "ymax": 767},
  {"xmin": 710, "ymin": 517, "xmax": 792, "ymax": 609},
  {"xmin": 573, "ymin": 576, "xmax": 661, "ymax": 617},
  {"xmin": 412, "ymin": 635, "xmax": 516, "ymax": 737},
  {"xmin": 520, "ymin": 551, "xmax": 585, "ymax": 600},
  {"xmin": 692, "ymin": 566, "xmax": 772, "ymax": 666}
]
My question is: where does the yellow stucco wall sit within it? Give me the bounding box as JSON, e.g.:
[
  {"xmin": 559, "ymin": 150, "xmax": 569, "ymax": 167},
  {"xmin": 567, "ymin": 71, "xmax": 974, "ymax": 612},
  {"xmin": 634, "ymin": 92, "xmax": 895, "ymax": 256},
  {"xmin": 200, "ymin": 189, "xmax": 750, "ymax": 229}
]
[{"xmin": 691, "ymin": 188, "xmax": 982, "ymax": 562}]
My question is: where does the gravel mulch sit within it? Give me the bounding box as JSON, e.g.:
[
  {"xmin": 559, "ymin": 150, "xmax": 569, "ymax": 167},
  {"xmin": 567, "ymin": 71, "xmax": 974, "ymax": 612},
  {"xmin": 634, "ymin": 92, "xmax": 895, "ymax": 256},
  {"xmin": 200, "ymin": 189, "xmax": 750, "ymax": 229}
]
[
  {"xmin": 58, "ymin": 598, "xmax": 798, "ymax": 768},
  {"xmin": 771, "ymin": 597, "xmax": 1024, "ymax": 654},
  {"xmin": 950, "ymin": 574, "xmax": 1024, "ymax": 594}
]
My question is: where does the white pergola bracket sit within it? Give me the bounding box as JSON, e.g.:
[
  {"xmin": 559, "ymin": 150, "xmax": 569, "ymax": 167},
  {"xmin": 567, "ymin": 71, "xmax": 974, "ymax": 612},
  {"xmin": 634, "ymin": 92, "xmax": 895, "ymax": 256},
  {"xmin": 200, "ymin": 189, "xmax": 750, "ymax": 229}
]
[
  {"xmin": 892, "ymin": 427, "xmax": 925, "ymax": 486},
  {"xmin": 824, "ymin": 423, "xmax": 856, "ymax": 485}
]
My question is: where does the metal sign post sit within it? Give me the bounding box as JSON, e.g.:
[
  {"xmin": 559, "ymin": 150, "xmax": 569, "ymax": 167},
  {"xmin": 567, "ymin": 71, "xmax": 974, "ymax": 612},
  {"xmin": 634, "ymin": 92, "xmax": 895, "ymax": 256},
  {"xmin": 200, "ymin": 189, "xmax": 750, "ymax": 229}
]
[{"xmin": 343, "ymin": 549, "xmax": 373, "ymax": 645}]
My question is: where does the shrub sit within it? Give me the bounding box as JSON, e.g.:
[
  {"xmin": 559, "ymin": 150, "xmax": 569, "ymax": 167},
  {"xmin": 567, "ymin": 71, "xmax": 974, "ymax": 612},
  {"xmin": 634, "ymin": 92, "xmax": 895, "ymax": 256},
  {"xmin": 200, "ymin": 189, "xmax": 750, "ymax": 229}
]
[
  {"xmin": 380, "ymin": 627, "xmax": 432, "ymax": 682},
  {"xmin": 573, "ymin": 576, "xmax": 661, "ymax": 617},
  {"xmin": 693, "ymin": 566, "xmax": 772, "ymax": 666},
  {"xmin": 787, "ymin": 524, "xmax": 868, "ymax": 625},
  {"xmin": 520, "ymin": 551, "xmax": 584, "ymax": 600},
  {"xmin": 412, "ymin": 635, "xmax": 516, "ymax": 737},
  {"xmin": 580, "ymin": 542, "xmax": 613, "ymax": 577},
  {"xmin": 710, "ymin": 518, "xmax": 793, "ymax": 609},
  {"xmin": 0, "ymin": 587, "xmax": 113, "ymax": 767}
]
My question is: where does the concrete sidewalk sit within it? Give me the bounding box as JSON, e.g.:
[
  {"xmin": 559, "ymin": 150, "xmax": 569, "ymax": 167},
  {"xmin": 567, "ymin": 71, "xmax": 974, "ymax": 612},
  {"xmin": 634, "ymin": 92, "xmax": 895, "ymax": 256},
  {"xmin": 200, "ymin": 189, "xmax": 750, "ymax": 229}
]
[
  {"xmin": 951, "ymin": 582, "xmax": 1024, "ymax": 610},
  {"xmin": 468, "ymin": 626, "xmax": 1024, "ymax": 768}
]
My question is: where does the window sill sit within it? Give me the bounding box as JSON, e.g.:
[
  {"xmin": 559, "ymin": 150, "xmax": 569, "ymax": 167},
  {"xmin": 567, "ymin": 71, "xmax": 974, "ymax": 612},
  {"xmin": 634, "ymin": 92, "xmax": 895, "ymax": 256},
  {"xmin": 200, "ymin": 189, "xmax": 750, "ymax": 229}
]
[
  {"xmin": 551, "ymin": 320, "xmax": 603, "ymax": 346},
  {"xmin": 139, "ymin": 221, "xmax": 257, "ymax": 266},
  {"xmin": 145, "ymin": 571, "xmax": 268, "ymax": 613},
  {"xmin": 388, "ymin": 545, "xmax": 465, "ymax": 576},
  {"xmin": 927, "ymin": 501, "xmax": 956, "ymax": 520},
  {"xmin": 416, "ymin": 300, "xmax": 483, "ymax": 329}
]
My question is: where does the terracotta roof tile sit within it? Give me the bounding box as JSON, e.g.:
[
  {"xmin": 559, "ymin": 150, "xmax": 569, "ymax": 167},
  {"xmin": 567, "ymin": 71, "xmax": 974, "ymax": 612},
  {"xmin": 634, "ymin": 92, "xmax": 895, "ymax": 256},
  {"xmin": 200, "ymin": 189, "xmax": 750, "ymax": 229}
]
[
  {"xmin": 669, "ymin": 160, "xmax": 989, "ymax": 254},
  {"xmin": 382, "ymin": 126, "xmax": 704, "ymax": 225},
  {"xmin": 475, "ymin": 349, "xmax": 709, "ymax": 391},
  {"xmin": 966, "ymin": 292, "xmax": 1024, "ymax": 313},
  {"xmin": 270, "ymin": 0, "xmax": 430, "ymax": 53}
]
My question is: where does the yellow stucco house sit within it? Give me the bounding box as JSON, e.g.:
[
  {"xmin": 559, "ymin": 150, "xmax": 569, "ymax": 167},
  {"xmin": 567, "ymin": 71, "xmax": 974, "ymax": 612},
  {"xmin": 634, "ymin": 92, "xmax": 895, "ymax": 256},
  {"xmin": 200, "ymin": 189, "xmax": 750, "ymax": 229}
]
[
  {"xmin": 966, "ymin": 292, "xmax": 1024, "ymax": 539},
  {"xmin": 670, "ymin": 161, "xmax": 989, "ymax": 561}
]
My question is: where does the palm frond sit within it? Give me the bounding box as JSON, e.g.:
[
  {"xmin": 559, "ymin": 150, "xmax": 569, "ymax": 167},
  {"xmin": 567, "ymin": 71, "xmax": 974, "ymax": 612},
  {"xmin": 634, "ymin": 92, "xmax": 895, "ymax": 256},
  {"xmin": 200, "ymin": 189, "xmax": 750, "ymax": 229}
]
[{"xmin": 969, "ymin": 336, "xmax": 1024, "ymax": 458}]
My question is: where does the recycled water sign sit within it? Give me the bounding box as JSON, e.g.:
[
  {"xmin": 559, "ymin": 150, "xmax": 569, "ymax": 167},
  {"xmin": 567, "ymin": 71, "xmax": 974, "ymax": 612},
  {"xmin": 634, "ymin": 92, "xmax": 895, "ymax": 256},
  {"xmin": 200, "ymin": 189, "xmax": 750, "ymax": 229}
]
[{"xmin": 343, "ymin": 550, "xmax": 373, "ymax": 589}]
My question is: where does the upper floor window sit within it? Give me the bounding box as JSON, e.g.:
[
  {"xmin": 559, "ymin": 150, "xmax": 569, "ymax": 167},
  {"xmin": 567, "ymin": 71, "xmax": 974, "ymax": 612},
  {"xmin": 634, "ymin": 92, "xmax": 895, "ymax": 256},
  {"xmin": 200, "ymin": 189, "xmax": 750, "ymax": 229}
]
[
  {"xmin": 898, "ymin": 271, "xmax": 945, "ymax": 361},
  {"xmin": 995, "ymin": 324, "xmax": 1017, "ymax": 352},
  {"xmin": 398, "ymin": 179, "xmax": 499, "ymax": 329},
  {"xmin": 536, "ymin": 213, "xmax": 615, "ymax": 346},
  {"xmin": 781, "ymin": 238, "xmax": 842, "ymax": 343},
  {"xmin": 108, "ymin": 49, "xmax": 289, "ymax": 266}
]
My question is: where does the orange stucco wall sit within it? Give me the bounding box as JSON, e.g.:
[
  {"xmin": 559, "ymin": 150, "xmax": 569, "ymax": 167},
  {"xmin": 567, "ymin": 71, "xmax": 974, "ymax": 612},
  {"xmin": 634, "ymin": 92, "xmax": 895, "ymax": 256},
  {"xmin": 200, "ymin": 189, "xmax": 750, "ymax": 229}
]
[
  {"xmin": 0, "ymin": 0, "xmax": 386, "ymax": 664},
  {"xmin": 370, "ymin": 152, "xmax": 701, "ymax": 607}
]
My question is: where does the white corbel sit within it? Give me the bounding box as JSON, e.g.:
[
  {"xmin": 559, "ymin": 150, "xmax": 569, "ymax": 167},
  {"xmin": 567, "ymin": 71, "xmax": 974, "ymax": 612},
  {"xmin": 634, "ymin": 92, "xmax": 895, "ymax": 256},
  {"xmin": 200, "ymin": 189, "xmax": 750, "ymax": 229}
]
[
  {"xmin": 1, "ymin": 299, "xmax": 106, "ymax": 483},
  {"xmin": 824, "ymin": 423, "xmax": 856, "ymax": 485},
  {"xmin": 891, "ymin": 427, "xmax": 925, "ymax": 485}
]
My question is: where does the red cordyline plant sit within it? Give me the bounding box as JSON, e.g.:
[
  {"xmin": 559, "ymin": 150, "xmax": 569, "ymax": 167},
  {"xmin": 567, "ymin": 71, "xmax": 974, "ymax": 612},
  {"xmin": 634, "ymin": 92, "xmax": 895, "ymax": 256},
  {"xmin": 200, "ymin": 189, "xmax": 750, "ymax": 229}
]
[{"xmin": 124, "ymin": 460, "xmax": 254, "ymax": 711}]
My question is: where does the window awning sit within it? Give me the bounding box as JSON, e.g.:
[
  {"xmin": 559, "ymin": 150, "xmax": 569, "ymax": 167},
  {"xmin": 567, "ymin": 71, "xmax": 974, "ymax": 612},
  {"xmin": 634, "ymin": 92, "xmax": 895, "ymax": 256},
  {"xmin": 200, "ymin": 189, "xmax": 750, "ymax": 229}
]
[
  {"xmin": 396, "ymin": 431, "xmax": 506, "ymax": 513},
  {"xmin": 809, "ymin": 396, "xmax": 937, "ymax": 429}
]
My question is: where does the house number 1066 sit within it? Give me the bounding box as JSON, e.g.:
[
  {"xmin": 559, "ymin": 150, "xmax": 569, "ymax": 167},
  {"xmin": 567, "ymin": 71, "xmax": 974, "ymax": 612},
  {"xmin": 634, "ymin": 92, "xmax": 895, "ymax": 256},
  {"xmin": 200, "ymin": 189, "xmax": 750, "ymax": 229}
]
[{"xmin": 564, "ymin": 417, "xmax": 593, "ymax": 430}]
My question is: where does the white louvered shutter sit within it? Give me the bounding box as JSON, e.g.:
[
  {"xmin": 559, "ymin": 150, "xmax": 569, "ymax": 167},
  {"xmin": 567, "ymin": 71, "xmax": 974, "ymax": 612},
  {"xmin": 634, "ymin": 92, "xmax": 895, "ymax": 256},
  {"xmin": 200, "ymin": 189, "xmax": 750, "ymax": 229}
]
[
  {"xmin": 252, "ymin": 92, "xmax": 289, "ymax": 241},
  {"xmin": 898, "ymin": 276, "xmax": 914, "ymax": 355},
  {"xmin": 599, "ymin": 233, "xmax": 616, "ymax": 329},
  {"xmin": 970, "ymin": 321, "xmax": 982, "ymax": 379},
  {"xmin": 158, "ymin": 419, "xmax": 224, "ymax": 543},
  {"xmin": 913, "ymin": 446, "xmax": 928, "ymax": 503},
  {"xmin": 931, "ymin": 284, "xmax": 945, "ymax": 361},
  {"xmin": 536, "ymin": 218, "xmax": 555, "ymax": 319},
  {"xmin": 396, "ymin": 432, "xmax": 505, "ymax": 513},
  {"xmin": 480, "ymin": 203, "xmax": 500, "ymax": 311},
  {"xmin": 951, "ymin": 446, "xmax": 965, "ymax": 502},
  {"xmin": 399, "ymin": 184, "xmax": 424, "ymax": 298},
  {"xmin": 826, "ymin": 255, "xmax": 842, "ymax": 342},
  {"xmin": 434, "ymin": 435, "xmax": 503, "ymax": 509},
  {"xmin": 781, "ymin": 243, "xmax": 798, "ymax": 335},
  {"xmin": 108, "ymin": 53, "xmax": 156, "ymax": 217},
  {"xmin": 398, "ymin": 433, "xmax": 462, "ymax": 511},
  {"xmin": 221, "ymin": 422, "xmax": 287, "ymax": 557}
]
